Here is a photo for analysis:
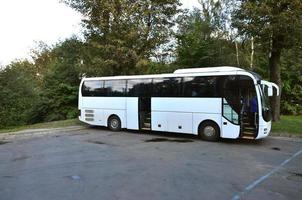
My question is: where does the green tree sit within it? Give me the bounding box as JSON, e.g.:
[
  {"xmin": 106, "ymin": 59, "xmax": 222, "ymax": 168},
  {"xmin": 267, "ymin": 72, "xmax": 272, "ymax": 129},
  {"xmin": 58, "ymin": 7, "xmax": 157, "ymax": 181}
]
[
  {"xmin": 30, "ymin": 38, "xmax": 84, "ymax": 123},
  {"xmin": 232, "ymin": 0, "xmax": 302, "ymax": 121},
  {"xmin": 175, "ymin": 4, "xmax": 245, "ymax": 68},
  {"xmin": 279, "ymin": 47, "xmax": 302, "ymax": 115},
  {"xmin": 0, "ymin": 61, "xmax": 39, "ymax": 128},
  {"xmin": 64, "ymin": 0, "xmax": 181, "ymax": 75}
]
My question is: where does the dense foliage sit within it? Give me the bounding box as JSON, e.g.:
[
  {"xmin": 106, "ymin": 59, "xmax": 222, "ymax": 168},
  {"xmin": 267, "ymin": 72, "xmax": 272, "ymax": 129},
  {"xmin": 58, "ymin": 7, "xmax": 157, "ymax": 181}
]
[
  {"xmin": 176, "ymin": 8, "xmax": 242, "ymax": 67},
  {"xmin": 0, "ymin": 0, "xmax": 301, "ymax": 128},
  {"xmin": 0, "ymin": 61, "xmax": 38, "ymax": 128},
  {"xmin": 29, "ymin": 39, "xmax": 84, "ymax": 123},
  {"xmin": 64, "ymin": 0, "xmax": 181, "ymax": 76}
]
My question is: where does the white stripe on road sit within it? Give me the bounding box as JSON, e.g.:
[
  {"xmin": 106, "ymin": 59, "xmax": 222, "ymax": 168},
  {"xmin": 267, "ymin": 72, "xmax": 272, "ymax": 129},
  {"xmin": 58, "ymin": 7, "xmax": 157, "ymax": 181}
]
[{"xmin": 232, "ymin": 148, "xmax": 302, "ymax": 200}]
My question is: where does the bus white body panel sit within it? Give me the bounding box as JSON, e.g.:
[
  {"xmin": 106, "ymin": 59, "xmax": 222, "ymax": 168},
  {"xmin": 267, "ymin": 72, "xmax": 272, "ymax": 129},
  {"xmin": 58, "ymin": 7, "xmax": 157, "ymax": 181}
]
[
  {"xmin": 126, "ymin": 98, "xmax": 139, "ymax": 130},
  {"xmin": 257, "ymin": 120, "xmax": 271, "ymax": 139},
  {"xmin": 79, "ymin": 96, "xmax": 241, "ymax": 138},
  {"xmin": 81, "ymin": 97, "xmax": 127, "ymax": 128},
  {"xmin": 167, "ymin": 112, "xmax": 193, "ymax": 133},
  {"xmin": 256, "ymin": 106, "xmax": 272, "ymax": 139},
  {"xmin": 152, "ymin": 98, "xmax": 221, "ymax": 113},
  {"xmin": 151, "ymin": 111, "xmax": 169, "ymax": 132},
  {"xmin": 221, "ymin": 117, "xmax": 241, "ymax": 139},
  {"xmin": 151, "ymin": 98, "xmax": 237, "ymax": 136}
]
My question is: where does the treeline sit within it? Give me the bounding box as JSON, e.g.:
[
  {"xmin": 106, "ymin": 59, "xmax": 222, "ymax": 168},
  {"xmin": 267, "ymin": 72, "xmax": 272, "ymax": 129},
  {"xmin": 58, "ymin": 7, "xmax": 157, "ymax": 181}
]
[{"xmin": 0, "ymin": 0, "xmax": 301, "ymax": 128}]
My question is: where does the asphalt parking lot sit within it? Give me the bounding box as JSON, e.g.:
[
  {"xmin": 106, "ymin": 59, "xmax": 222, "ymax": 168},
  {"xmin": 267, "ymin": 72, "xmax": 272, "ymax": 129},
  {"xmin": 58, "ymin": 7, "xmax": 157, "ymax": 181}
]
[{"xmin": 0, "ymin": 127, "xmax": 301, "ymax": 200}]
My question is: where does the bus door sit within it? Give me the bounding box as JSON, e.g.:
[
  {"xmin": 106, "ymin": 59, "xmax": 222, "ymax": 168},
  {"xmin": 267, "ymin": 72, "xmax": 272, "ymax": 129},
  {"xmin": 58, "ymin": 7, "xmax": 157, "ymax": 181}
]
[
  {"xmin": 222, "ymin": 98, "xmax": 240, "ymax": 138},
  {"xmin": 238, "ymin": 76, "xmax": 259, "ymax": 139},
  {"xmin": 139, "ymin": 97, "xmax": 151, "ymax": 130},
  {"xmin": 221, "ymin": 75, "xmax": 259, "ymax": 139},
  {"xmin": 221, "ymin": 76, "xmax": 241, "ymax": 138}
]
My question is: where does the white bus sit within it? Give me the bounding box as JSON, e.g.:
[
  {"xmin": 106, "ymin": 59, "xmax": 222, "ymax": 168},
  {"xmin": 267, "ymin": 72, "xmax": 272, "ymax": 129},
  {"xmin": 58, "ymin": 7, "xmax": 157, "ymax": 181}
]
[{"xmin": 78, "ymin": 67, "xmax": 279, "ymax": 141}]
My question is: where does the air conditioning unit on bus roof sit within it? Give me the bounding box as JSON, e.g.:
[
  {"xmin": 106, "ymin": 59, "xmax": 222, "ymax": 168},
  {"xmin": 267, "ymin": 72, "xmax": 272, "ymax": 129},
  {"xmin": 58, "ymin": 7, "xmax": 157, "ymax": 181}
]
[{"xmin": 173, "ymin": 66, "xmax": 244, "ymax": 74}]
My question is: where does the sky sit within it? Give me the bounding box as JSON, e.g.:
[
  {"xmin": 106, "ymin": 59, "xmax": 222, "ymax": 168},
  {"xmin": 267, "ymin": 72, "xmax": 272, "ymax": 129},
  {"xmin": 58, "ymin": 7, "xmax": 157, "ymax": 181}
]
[{"xmin": 0, "ymin": 0, "xmax": 202, "ymax": 66}]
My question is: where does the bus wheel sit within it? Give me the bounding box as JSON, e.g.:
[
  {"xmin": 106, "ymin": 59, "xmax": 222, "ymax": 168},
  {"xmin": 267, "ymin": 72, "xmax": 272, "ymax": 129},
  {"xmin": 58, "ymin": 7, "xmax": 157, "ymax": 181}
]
[
  {"xmin": 198, "ymin": 121, "xmax": 220, "ymax": 141},
  {"xmin": 108, "ymin": 116, "xmax": 121, "ymax": 132}
]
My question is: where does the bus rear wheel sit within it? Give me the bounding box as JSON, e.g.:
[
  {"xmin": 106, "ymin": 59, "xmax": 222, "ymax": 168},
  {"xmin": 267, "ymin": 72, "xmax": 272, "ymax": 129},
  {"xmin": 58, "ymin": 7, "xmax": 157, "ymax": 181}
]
[
  {"xmin": 198, "ymin": 121, "xmax": 220, "ymax": 141},
  {"xmin": 108, "ymin": 116, "xmax": 121, "ymax": 132}
]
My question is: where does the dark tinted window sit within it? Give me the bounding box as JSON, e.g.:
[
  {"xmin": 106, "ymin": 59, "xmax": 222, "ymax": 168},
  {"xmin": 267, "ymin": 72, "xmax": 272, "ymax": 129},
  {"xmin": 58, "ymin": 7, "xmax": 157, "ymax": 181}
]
[
  {"xmin": 183, "ymin": 76, "xmax": 218, "ymax": 97},
  {"xmin": 153, "ymin": 77, "xmax": 182, "ymax": 97},
  {"xmin": 222, "ymin": 75, "xmax": 240, "ymax": 113},
  {"xmin": 104, "ymin": 80, "xmax": 126, "ymax": 96},
  {"xmin": 82, "ymin": 80, "xmax": 104, "ymax": 96},
  {"xmin": 127, "ymin": 79, "xmax": 152, "ymax": 97}
]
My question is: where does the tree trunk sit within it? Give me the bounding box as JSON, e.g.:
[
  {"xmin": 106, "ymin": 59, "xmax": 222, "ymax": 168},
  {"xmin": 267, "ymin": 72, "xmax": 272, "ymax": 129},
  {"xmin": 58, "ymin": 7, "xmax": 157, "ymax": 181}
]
[
  {"xmin": 269, "ymin": 38, "xmax": 282, "ymax": 121},
  {"xmin": 250, "ymin": 37, "xmax": 254, "ymax": 69},
  {"xmin": 235, "ymin": 41, "xmax": 239, "ymax": 67}
]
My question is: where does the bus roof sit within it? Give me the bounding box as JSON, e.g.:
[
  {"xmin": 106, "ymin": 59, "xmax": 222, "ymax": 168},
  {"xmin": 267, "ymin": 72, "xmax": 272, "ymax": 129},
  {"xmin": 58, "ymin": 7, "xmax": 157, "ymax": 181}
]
[
  {"xmin": 173, "ymin": 66, "xmax": 244, "ymax": 74},
  {"xmin": 82, "ymin": 66, "xmax": 257, "ymax": 83}
]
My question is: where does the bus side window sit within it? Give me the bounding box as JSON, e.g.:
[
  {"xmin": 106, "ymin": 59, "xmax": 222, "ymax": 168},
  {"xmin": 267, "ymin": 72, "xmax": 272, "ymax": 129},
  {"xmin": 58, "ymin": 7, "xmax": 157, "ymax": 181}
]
[
  {"xmin": 223, "ymin": 76, "xmax": 240, "ymax": 113},
  {"xmin": 127, "ymin": 79, "xmax": 152, "ymax": 97},
  {"xmin": 183, "ymin": 77, "xmax": 218, "ymax": 97},
  {"xmin": 82, "ymin": 80, "xmax": 104, "ymax": 96},
  {"xmin": 104, "ymin": 80, "xmax": 126, "ymax": 97},
  {"xmin": 152, "ymin": 78, "xmax": 181, "ymax": 97}
]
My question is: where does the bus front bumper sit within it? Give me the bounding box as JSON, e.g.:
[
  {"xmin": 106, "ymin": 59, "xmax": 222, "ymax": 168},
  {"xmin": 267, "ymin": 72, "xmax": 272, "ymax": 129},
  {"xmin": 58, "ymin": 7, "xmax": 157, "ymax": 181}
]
[{"xmin": 256, "ymin": 121, "xmax": 272, "ymax": 139}]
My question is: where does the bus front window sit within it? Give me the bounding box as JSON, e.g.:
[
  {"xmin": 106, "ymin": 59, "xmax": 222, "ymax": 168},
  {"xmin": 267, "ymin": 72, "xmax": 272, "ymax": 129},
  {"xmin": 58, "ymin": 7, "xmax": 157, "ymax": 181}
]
[{"xmin": 259, "ymin": 85, "xmax": 272, "ymax": 122}]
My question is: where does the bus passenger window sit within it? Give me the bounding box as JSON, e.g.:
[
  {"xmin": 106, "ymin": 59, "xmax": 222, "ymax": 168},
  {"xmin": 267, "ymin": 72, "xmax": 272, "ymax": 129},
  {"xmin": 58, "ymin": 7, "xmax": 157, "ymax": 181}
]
[
  {"xmin": 104, "ymin": 80, "xmax": 126, "ymax": 96},
  {"xmin": 183, "ymin": 77, "xmax": 218, "ymax": 97},
  {"xmin": 82, "ymin": 80, "xmax": 104, "ymax": 96},
  {"xmin": 127, "ymin": 79, "xmax": 152, "ymax": 97},
  {"xmin": 152, "ymin": 78, "xmax": 181, "ymax": 97}
]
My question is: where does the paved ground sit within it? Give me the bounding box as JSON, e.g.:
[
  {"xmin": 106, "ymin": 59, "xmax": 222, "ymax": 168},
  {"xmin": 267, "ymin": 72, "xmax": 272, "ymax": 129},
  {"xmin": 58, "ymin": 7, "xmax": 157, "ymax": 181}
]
[{"xmin": 0, "ymin": 126, "xmax": 301, "ymax": 200}]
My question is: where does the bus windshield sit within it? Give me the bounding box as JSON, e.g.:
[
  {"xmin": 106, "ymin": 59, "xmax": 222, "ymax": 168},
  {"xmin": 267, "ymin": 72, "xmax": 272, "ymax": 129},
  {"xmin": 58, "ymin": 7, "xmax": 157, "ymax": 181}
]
[{"xmin": 259, "ymin": 84, "xmax": 272, "ymax": 122}]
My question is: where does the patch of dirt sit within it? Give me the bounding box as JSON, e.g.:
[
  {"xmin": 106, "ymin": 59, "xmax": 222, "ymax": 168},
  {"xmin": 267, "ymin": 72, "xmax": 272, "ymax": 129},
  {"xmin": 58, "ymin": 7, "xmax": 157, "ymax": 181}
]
[
  {"xmin": 69, "ymin": 132, "xmax": 89, "ymax": 136},
  {"xmin": 145, "ymin": 138, "xmax": 193, "ymax": 143},
  {"xmin": 12, "ymin": 155, "xmax": 31, "ymax": 161},
  {"xmin": 287, "ymin": 172, "xmax": 302, "ymax": 182},
  {"xmin": 2, "ymin": 175, "xmax": 14, "ymax": 178},
  {"xmin": 0, "ymin": 141, "xmax": 11, "ymax": 145},
  {"xmin": 86, "ymin": 140, "xmax": 106, "ymax": 145},
  {"xmin": 271, "ymin": 147, "xmax": 281, "ymax": 151}
]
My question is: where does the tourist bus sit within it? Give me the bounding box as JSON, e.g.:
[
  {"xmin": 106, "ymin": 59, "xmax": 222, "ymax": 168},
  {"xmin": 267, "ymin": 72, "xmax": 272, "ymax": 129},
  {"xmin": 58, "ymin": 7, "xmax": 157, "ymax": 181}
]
[{"xmin": 78, "ymin": 67, "xmax": 279, "ymax": 141}]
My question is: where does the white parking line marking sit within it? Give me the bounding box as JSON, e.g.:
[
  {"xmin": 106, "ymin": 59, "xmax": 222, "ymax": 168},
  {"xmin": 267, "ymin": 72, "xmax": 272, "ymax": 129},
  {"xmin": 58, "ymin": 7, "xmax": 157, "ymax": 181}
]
[{"xmin": 232, "ymin": 148, "xmax": 302, "ymax": 200}]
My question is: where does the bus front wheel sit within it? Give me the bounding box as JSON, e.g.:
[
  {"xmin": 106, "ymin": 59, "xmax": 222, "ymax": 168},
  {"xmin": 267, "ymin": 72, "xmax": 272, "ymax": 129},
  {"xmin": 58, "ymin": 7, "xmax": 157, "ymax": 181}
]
[
  {"xmin": 108, "ymin": 115, "xmax": 121, "ymax": 132},
  {"xmin": 198, "ymin": 121, "xmax": 220, "ymax": 141}
]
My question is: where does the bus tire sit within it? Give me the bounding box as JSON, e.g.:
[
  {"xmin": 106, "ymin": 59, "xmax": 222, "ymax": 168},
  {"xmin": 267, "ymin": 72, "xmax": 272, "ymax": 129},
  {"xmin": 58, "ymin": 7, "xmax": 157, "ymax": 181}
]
[
  {"xmin": 198, "ymin": 121, "xmax": 220, "ymax": 141},
  {"xmin": 108, "ymin": 115, "xmax": 121, "ymax": 132}
]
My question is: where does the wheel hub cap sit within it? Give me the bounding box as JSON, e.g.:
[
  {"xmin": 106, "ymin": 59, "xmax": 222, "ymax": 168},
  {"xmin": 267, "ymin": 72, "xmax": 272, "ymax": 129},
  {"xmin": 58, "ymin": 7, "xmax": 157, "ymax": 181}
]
[
  {"xmin": 111, "ymin": 119, "xmax": 118, "ymax": 128},
  {"xmin": 204, "ymin": 126, "xmax": 215, "ymax": 137}
]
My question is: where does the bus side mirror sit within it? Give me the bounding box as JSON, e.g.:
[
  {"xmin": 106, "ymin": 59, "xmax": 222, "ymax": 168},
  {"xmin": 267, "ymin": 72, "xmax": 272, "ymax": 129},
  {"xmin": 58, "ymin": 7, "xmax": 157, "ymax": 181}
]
[
  {"xmin": 261, "ymin": 80, "xmax": 279, "ymax": 96},
  {"xmin": 271, "ymin": 83, "xmax": 280, "ymax": 96}
]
